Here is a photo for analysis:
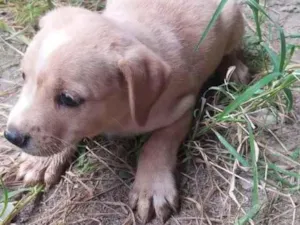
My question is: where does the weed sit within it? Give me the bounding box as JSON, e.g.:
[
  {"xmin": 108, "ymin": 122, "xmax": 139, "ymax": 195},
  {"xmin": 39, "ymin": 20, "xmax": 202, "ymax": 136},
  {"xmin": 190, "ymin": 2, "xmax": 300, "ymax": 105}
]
[
  {"xmin": 196, "ymin": 0, "xmax": 300, "ymax": 223},
  {"xmin": 0, "ymin": 177, "xmax": 43, "ymax": 225}
]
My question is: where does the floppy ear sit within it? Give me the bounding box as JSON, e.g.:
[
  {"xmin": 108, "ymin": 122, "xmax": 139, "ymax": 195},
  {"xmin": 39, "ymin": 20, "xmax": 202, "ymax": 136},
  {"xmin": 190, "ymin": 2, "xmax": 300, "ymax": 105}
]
[{"xmin": 118, "ymin": 46, "xmax": 170, "ymax": 126}]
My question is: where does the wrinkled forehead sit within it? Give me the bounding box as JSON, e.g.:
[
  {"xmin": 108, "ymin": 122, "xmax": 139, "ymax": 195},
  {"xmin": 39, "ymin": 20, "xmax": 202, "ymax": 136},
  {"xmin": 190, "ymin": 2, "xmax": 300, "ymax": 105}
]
[{"xmin": 21, "ymin": 29, "xmax": 71, "ymax": 76}]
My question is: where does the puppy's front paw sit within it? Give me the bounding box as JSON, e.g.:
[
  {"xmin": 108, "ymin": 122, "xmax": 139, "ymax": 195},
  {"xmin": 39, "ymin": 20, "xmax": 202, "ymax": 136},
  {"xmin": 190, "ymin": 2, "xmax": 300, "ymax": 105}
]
[
  {"xmin": 17, "ymin": 150, "xmax": 72, "ymax": 187},
  {"xmin": 129, "ymin": 171, "xmax": 178, "ymax": 224}
]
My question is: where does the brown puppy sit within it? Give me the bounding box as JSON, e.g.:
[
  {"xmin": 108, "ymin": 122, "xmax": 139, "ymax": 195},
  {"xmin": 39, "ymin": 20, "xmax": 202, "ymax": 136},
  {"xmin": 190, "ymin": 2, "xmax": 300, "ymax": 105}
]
[{"xmin": 4, "ymin": 0, "xmax": 248, "ymax": 222}]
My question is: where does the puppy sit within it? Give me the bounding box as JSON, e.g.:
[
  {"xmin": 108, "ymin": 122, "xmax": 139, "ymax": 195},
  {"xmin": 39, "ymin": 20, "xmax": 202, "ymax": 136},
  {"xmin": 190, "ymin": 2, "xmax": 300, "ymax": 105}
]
[{"xmin": 4, "ymin": 0, "xmax": 248, "ymax": 223}]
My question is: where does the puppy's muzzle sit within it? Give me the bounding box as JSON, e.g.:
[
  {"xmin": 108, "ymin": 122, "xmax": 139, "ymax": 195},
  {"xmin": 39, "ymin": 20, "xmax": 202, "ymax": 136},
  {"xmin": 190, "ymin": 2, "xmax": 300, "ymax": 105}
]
[{"xmin": 4, "ymin": 128, "xmax": 30, "ymax": 148}]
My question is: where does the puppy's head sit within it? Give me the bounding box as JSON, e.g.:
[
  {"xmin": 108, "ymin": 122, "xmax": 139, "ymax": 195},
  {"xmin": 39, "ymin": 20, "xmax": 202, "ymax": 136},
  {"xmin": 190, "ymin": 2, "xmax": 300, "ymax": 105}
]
[{"xmin": 4, "ymin": 7, "xmax": 170, "ymax": 156}]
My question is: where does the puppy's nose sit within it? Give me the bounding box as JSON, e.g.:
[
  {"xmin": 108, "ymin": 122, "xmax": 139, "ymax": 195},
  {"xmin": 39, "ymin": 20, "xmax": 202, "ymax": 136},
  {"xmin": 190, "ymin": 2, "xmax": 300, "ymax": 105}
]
[{"xmin": 4, "ymin": 129, "xmax": 30, "ymax": 148}]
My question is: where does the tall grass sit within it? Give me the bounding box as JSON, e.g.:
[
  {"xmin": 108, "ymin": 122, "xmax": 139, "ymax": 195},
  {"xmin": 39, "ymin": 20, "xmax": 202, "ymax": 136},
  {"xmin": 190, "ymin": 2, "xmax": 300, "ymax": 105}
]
[{"xmin": 197, "ymin": 0, "xmax": 300, "ymax": 223}]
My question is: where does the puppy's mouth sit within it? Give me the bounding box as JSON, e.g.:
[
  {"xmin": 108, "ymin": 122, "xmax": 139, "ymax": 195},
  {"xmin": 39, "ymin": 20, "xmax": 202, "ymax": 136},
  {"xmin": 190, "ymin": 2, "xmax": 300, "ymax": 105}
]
[{"xmin": 19, "ymin": 137, "xmax": 75, "ymax": 157}]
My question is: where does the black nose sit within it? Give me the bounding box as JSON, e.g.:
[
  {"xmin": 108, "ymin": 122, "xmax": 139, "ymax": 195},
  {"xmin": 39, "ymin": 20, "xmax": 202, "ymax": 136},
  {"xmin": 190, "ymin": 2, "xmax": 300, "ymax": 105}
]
[{"xmin": 4, "ymin": 129, "xmax": 29, "ymax": 148}]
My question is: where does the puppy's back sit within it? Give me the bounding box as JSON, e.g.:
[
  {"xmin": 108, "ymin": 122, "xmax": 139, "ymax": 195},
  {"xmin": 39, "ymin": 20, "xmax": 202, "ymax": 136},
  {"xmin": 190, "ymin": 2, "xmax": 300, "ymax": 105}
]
[{"xmin": 105, "ymin": 0, "xmax": 244, "ymax": 76}]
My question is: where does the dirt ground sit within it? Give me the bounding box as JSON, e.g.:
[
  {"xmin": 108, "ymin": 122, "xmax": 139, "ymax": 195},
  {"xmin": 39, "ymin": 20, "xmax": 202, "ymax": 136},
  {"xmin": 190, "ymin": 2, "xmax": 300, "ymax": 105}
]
[{"xmin": 1, "ymin": 1, "xmax": 300, "ymax": 225}]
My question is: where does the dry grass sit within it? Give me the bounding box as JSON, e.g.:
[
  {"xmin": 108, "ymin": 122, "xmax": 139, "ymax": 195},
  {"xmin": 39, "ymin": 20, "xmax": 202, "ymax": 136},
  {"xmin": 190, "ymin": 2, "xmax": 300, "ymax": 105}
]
[{"xmin": 1, "ymin": 0, "xmax": 300, "ymax": 224}]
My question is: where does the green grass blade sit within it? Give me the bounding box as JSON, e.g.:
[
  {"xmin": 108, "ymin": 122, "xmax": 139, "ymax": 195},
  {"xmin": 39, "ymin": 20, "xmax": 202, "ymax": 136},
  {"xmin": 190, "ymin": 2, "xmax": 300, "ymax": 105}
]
[
  {"xmin": 268, "ymin": 163, "xmax": 300, "ymax": 178},
  {"xmin": 195, "ymin": 0, "xmax": 228, "ymax": 50},
  {"xmin": 246, "ymin": 0, "xmax": 275, "ymax": 23},
  {"xmin": 1, "ymin": 185, "xmax": 44, "ymax": 225},
  {"xmin": 261, "ymin": 43, "xmax": 279, "ymax": 71},
  {"xmin": 278, "ymin": 28, "xmax": 286, "ymax": 72},
  {"xmin": 248, "ymin": 122, "xmax": 259, "ymax": 205},
  {"xmin": 0, "ymin": 188, "xmax": 31, "ymax": 203},
  {"xmin": 235, "ymin": 122, "xmax": 260, "ymax": 225},
  {"xmin": 290, "ymin": 147, "xmax": 300, "ymax": 160},
  {"xmin": 283, "ymin": 88, "xmax": 293, "ymax": 112},
  {"xmin": 218, "ymin": 72, "xmax": 282, "ymax": 119},
  {"xmin": 285, "ymin": 45, "xmax": 296, "ymax": 66},
  {"xmin": 264, "ymin": 170, "xmax": 297, "ymax": 188},
  {"xmin": 0, "ymin": 178, "xmax": 8, "ymax": 218},
  {"xmin": 213, "ymin": 130, "xmax": 249, "ymax": 167},
  {"xmin": 236, "ymin": 204, "xmax": 261, "ymax": 225},
  {"xmin": 281, "ymin": 73, "xmax": 297, "ymax": 88},
  {"xmin": 285, "ymin": 34, "xmax": 300, "ymax": 39},
  {"xmin": 249, "ymin": 0, "xmax": 262, "ymax": 41}
]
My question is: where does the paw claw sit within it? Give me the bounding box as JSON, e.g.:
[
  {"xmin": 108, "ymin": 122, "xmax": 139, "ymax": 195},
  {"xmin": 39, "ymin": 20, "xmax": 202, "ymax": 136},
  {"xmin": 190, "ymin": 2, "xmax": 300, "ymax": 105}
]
[
  {"xmin": 23, "ymin": 170, "xmax": 43, "ymax": 186},
  {"xmin": 17, "ymin": 161, "xmax": 33, "ymax": 180},
  {"xmin": 129, "ymin": 172, "xmax": 178, "ymax": 223},
  {"xmin": 166, "ymin": 195, "xmax": 179, "ymax": 213},
  {"xmin": 16, "ymin": 172, "xmax": 25, "ymax": 181},
  {"xmin": 44, "ymin": 163, "xmax": 65, "ymax": 186},
  {"xmin": 137, "ymin": 195, "xmax": 154, "ymax": 224},
  {"xmin": 129, "ymin": 190, "xmax": 138, "ymax": 210},
  {"xmin": 156, "ymin": 204, "xmax": 171, "ymax": 223}
]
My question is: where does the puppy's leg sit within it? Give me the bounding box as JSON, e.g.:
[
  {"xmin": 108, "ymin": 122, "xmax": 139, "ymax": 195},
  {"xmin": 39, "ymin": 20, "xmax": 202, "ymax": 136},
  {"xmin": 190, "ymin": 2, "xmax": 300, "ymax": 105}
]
[
  {"xmin": 129, "ymin": 112, "xmax": 192, "ymax": 223},
  {"xmin": 17, "ymin": 147, "xmax": 75, "ymax": 187}
]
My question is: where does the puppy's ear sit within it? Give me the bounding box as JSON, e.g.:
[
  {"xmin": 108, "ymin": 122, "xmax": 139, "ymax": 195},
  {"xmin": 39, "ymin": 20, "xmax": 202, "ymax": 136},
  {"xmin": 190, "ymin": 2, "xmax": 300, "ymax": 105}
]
[{"xmin": 118, "ymin": 46, "xmax": 170, "ymax": 126}]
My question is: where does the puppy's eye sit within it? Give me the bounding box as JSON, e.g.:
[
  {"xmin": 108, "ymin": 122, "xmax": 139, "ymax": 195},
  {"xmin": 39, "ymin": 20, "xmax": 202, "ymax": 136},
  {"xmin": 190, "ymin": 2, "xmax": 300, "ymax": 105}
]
[
  {"xmin": 22, "ymin": 72, "xmax": 26, "ymax": 80},
  {"xmin": 57, "ymin": 92, "xmax": 83, "ymax": 107}
]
